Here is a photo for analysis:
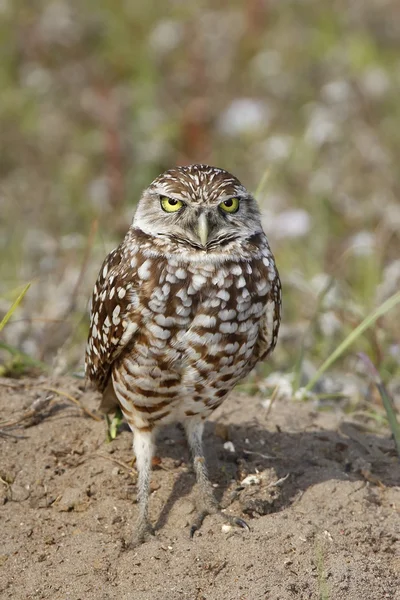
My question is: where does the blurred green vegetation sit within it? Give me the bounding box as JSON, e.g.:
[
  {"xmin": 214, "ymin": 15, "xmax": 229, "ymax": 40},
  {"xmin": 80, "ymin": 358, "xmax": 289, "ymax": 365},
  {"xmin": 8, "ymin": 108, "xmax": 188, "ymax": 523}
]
[{"xmin": 1, "ymin": 0, "xmax": 400, "ymax": 408}]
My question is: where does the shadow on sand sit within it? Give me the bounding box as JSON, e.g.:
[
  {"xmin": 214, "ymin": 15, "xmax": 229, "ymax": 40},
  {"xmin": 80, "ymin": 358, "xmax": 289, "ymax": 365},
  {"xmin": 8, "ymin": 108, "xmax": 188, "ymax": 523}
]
[{"xmin": 152, "ymin": 417, "xmax": 399, "ymax": 533}]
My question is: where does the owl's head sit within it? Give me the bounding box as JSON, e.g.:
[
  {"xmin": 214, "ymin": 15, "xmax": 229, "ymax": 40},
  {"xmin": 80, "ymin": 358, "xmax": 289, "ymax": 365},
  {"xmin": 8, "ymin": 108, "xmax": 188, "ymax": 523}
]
[{"xmin": 133, "ymin": 164, "xmax": 263, "ymax": 252}]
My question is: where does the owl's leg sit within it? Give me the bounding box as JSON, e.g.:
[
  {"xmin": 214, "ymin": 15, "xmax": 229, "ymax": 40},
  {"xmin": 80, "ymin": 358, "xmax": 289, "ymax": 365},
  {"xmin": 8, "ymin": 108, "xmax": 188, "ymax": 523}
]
[
  {"xmin": 184, "ymin": 418, "xmax": 249, "ymax": 537},
  {"xmin": 131, "ymin": 427, "xmax": 155, "ymax": 546}
]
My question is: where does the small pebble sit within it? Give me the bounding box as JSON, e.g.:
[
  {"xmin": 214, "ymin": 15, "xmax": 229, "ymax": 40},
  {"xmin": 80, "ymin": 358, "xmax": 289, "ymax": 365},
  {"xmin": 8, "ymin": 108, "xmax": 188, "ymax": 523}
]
[
  {"xmin": 241, "ymin": 474, "xmax": 261, "ymax": 486},
  {"xmin": 150, "ymin": 481, "xmax": 160, "ymax": 492},
  {"xmin": 221, "ymin": 524, "xmax": 232, "ymax": 533},
  {"xmin": 223, "ymin": 441, "xmax": 236, "ymax": 453}
]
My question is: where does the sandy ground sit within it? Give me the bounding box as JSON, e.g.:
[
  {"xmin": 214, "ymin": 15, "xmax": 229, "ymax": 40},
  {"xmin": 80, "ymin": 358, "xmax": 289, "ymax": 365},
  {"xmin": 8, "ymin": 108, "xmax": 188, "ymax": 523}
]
[{"xmin": 0, "ymin": 377, "xmax": 399, "ymax": 600}]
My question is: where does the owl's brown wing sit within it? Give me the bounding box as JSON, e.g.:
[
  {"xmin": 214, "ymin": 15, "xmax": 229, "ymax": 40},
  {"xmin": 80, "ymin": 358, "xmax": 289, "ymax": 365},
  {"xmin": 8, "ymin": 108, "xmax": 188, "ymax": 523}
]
[
  {"xmin": 253, "ymin": 271, "xmax": 282, "ymax": 365},
  {"xmin": 85, "ymin": 244, "xmax": 140, "ymax": 396}
]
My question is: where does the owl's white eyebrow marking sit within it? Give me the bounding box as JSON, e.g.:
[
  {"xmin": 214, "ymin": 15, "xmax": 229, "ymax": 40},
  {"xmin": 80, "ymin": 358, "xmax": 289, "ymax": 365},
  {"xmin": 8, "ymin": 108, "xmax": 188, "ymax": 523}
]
[{"xmin": 150, "ymin": 164, "xmax": 246, "ymax": 205}]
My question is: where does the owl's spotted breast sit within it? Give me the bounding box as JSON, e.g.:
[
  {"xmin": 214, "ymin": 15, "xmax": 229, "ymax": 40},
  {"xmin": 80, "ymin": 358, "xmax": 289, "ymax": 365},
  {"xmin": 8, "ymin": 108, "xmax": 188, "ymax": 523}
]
[{"xmin": 86, "ymin": 227, "xmax": 281, "ymax": 430}]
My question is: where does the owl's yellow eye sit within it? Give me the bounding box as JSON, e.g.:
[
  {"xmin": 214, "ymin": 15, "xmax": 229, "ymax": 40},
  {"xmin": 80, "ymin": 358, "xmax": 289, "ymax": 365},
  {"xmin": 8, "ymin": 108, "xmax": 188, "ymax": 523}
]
[
  {"xmin": 219, "ymin": 197, "xmax": 240, "ymax": 214},
  {"xmin": 160, "ymin": 196, "xmax": 183, "ymax": 213}
]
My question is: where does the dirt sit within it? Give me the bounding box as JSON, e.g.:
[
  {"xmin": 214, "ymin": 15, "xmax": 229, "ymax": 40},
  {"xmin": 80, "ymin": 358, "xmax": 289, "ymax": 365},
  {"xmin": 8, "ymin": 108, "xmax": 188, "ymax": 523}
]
[{"xmin": 0, "ymin": 377, "xmax": 399, "ymax": 600}]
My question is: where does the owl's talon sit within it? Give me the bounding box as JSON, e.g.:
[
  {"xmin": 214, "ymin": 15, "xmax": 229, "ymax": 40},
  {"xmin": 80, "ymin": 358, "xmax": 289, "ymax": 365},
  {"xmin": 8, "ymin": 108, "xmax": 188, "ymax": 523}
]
[
  {"xmin": 231, "ymin": 516, "xmax": 250, "ymax": 530},
  {"xmin": 189, "ymin": 509, "xmax": 208, "ymax": 538},
  {"xmin": 189, "ymin": 525, "xmax": 198, "ymax": 539}
]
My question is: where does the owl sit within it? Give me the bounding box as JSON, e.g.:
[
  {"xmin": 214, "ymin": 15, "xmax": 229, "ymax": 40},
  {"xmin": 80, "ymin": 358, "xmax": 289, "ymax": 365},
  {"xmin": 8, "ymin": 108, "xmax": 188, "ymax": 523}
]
[{"xmin": 85, "ymin": 164, "xmax": 281, "ymax": 546}]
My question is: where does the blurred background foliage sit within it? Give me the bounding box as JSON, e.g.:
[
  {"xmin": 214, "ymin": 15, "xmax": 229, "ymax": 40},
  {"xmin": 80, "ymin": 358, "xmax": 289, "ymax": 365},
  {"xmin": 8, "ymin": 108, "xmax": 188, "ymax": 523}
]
[{"xmin": 1, "ymin": 0, "xmax": 400, "ymax": 407}]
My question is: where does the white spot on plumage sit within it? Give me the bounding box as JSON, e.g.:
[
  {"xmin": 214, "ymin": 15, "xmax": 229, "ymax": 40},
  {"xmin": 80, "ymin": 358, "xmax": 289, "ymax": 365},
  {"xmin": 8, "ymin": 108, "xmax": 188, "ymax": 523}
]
[
  {"xmin": 162, "ymin": 283, "xmax": 170, "ymax": 296},
  {"xmin": 238, "ymin": 320, "xmax": 255, "ymax": 333},
  {"xmin": 264, "ymin": 300, "xmax": 275, "ymax": 348},
  {"xmin": 176, "ymin": 288, "xmax": 188, "ymax": 301},
  {"xmin": 225, "ymin": 342, "xmax": 240, "ymax": 354},
  {"xmin": 138, "ymin": 259, "xmax": 152, "ymax": 280},
  {"xmin": 231, "ymin": 265, "xmax": 242, "ymax": 276},
  {"xmin": 219, "ymin": 309, "xmax": 236, "ymax": 321},
  {"xmin": 195, "ymin": 314, "xmax": 216, "ymax": 328},
  {"xmin": 176, "ymin": 305, "xmax": 191, "ymax": 317},
  {"xmin": 181, "ymin": 296, "xmax": 192, "ymax": 307},
  {"xmin": 112, "ymin": 305, "xmax": 121, "ymax": 325},
  {"xmin": 152, "ymin": 287, "xmax": 165, "ymax": 301},
  {"xmin": 252, "ymin": 302, "xmax": 264, "ymax": 316},
  {"xmin": 208, "ymin": 298, "xmax": 221, "ymax": 308},
  {"xmin": 212, "ymin": 271, "xmax": 227, "ymax": 287},
  {"xmin": 166, "ymin": 272, "xmax": 178, "ymax": 283},
  {"xmin": 148, "ymin": 322, "xmax": 171, "ymax": 340},
  {"xmin": 203, "ymin": 332, "xmax": 222, "ymax": 344},
  {"xmin": 219, "ymin": 322, "xmax": 238, "ymax": 334},
  {"xmin": 120, "ymin": 320, "xmax": 139, "ymax": 345},
  {"xmin": 216, "ymin": 289, "xmax": 230, "ymax": 301},
  {"xmin": 155, "ymin": 314, "xmax": 175, "ymax": 327},
  {"xmin": 256, "ymin": 280, "xmax": 271, "ymax": 296},
  {"xmin": 148, "ymin": 299, "xmax": 164, "ymax": 313},
  {"xmin": 192, "ymin": 273, "xmax": 207, "ymax": 288},
  {"xmin": 118, "ymin": 287, "xmax": 126, "ymax": 299}
]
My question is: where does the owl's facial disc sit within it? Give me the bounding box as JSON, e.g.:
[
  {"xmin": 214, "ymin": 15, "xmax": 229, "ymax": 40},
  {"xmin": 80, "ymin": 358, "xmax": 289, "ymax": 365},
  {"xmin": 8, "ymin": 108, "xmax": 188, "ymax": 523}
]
[{"xmin": 133, "ymin": 165, "xmax": 263, "ymax": 252}]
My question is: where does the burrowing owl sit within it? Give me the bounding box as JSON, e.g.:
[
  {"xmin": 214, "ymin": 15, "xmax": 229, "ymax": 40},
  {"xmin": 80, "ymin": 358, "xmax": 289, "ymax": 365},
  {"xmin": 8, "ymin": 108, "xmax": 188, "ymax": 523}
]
[{"xmin": 85, "ymin": 164, "xmax": 281, "ymax": 545}]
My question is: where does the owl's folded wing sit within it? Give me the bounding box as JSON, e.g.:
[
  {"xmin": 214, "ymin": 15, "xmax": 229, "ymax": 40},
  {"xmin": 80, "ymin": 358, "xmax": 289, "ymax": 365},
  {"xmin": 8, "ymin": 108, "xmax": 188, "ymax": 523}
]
[
  {"xmin": 85, "ymin": 245, "xmax": 140, "ymax": 393},
  {"xmin": 253, "ymin": 275, "xmax": 281, "ymax": 364}
]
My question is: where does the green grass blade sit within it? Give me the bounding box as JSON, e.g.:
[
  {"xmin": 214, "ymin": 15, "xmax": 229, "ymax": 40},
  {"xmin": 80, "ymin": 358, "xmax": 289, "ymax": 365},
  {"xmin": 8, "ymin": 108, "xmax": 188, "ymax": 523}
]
[
  {"xmin": 254, "ymin": 167, "xmax": 270, "ymax": 198},
  {"xmin": 293, "ymin": 276, "xmax": 336, "ymax": 392},
  {"xmin": 0, "ymin": 283, "xmax": 31, "ymax": 333},
  {"xmin": 358, "ymin": 353, "xmax": 400, "ymax": 458},
  {"xmin": 106, "ymin": 406, "xmax": 124, "ymax": 442},
  {"xmin": 0, "ymin": 342, "xmax": 48, "ymax": 370},
  {"xmin": 316, "ymin": 542, "xmax": 330, "ymax": 600},
  {"xmin": 304, "ymin": 290, "xmax": 400, "ymax": 393}
]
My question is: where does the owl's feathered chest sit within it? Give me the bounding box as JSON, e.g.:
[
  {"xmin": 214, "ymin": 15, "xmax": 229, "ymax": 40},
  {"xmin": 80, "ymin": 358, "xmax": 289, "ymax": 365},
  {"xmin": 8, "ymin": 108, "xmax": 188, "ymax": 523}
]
[
  {"xmin": 132, "ymin": 246, "xmax": 272, "ymax": 352},
  {"xmin": 86, "ymin": 231, "xmax": 281, "ymax": 419}
]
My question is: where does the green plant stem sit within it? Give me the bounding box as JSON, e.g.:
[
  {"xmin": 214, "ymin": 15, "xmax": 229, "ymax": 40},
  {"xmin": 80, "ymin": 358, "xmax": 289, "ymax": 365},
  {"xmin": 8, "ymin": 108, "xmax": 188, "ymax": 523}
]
[
  {"xmin": 358, "ymin": 352, "xmax": 400, "ymax": 458},
  {"xmin": 304, "ymin": 290, "xmax": 400, "ymax": 393},
  {"xmin": 0, "ymin": 283, "xmax": 31, "ymax": 332}
]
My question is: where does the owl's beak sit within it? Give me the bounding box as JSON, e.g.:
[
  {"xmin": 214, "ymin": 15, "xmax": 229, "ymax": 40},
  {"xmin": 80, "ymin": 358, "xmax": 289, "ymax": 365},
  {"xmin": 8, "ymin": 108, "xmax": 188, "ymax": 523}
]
[{"xmin": 197, "ymin": 212, "xmax": 209, "ymax": 246}]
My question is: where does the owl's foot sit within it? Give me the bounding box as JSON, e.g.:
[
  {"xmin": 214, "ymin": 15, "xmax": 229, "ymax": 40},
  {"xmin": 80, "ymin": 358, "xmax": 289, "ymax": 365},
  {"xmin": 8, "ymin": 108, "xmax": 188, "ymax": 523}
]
[
  {"xmin": 190, "ymin": 506, "xmax": 249, "ymax": 538},
  {"xmin": 184, "ymin": 419, "xmax": 249, "ymax": 539},
  {"xmin": 130, "ymin": 519, "xmax": 155, "ymax": 548}
]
